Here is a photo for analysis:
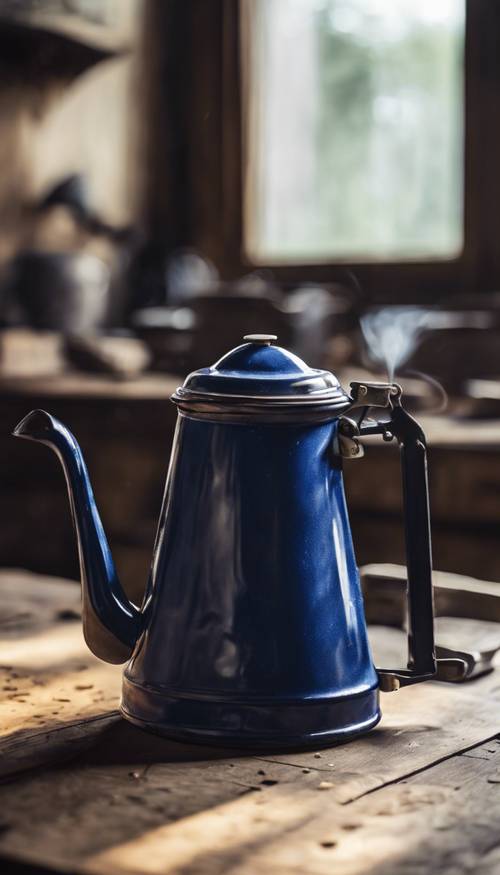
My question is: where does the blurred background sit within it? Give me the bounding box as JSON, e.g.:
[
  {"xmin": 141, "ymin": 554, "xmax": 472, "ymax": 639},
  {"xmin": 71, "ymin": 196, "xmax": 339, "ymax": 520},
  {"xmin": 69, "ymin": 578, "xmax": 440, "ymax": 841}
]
[{"xmin": 1, "ymin": 0, "xmax": 500, "ymax": 604}]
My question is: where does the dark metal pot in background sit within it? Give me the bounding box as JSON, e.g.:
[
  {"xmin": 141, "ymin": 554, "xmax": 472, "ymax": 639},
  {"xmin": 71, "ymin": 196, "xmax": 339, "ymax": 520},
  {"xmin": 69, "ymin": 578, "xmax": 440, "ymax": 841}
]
[{"xmin": 4, "ymin": 250, "xmax": 110, "ymax": 334}]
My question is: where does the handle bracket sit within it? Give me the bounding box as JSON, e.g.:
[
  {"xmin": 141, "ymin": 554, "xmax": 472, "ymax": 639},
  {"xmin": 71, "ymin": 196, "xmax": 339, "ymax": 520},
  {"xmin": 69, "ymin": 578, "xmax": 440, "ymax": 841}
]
[{"xmin": 347, "ymin": 381, "xmax": 438, "ymax": 690}]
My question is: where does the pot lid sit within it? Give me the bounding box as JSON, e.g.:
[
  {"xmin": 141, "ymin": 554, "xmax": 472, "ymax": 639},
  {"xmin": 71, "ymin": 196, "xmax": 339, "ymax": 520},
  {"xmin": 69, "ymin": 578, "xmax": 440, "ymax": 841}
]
[{"xmin": 173, "ymin": 335, "xmax": 350, "ymax": 410}]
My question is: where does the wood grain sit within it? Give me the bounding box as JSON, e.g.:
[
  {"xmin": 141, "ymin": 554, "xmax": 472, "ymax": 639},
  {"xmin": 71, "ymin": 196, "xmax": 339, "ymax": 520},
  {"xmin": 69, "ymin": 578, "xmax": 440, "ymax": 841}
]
[
  {"xmin": 2, "ymin": 569, "xmax": 500, "ymax": 874},
  {"xmin": 0, "ymin": 569, "xmax": 121, "ymax": 777}
]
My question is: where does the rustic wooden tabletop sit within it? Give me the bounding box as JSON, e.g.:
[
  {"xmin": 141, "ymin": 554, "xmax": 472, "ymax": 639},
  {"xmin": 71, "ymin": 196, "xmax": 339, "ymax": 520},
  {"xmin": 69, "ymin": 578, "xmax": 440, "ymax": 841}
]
[{"xmin": 2, "ymin": 569, "xmax": 500, "ymax": 875}]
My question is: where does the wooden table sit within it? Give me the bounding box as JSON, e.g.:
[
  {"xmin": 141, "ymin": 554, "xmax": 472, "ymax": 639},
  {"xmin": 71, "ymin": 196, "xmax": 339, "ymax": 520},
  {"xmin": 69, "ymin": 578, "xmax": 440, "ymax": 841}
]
[{"xmin": 3, "ymin": 570, "xmax": 500, "ymax": 875}]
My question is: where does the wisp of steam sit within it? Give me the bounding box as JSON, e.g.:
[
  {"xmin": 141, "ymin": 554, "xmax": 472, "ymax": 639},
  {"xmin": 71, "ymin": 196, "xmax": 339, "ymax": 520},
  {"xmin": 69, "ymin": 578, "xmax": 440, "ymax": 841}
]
[
  {"xmin": 360, "ymin": 307, "xmax": 432, "ymax": 382},
  {"xmin": 361, "ymin": 307, "xmax": 492, "ymax": 382}
]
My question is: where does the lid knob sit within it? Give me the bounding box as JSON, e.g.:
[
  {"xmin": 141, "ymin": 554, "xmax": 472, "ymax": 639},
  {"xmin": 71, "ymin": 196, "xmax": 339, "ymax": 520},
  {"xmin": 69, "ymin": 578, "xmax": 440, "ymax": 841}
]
[{"xmin": 243, "ymin": 334, "xmax": 277, "ymax": 345}]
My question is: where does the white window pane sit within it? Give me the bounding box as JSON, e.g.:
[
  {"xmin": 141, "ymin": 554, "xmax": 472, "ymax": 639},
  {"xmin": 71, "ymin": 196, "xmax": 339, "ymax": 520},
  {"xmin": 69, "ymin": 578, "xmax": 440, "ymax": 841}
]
[{"xmin": 243, "ymin": 0, "xmax": 465, "ymax": 263}]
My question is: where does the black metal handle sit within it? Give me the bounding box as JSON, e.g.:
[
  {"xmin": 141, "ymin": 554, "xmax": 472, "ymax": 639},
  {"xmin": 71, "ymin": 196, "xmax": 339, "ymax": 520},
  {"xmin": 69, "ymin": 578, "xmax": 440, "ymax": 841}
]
[
  {"xmin": 358, "ymin": 399, "xmax": 437, "ymax": 690},
  {"xmin": 359, "ymin": 565, "xmax": 497, "ymax": 683}
]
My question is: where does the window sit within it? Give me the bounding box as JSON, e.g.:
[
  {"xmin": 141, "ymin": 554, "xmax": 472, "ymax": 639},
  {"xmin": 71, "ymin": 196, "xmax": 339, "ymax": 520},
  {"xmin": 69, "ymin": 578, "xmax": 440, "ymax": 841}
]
[
  {"xmin": 243, "ymin": 0, "xmax": 465, "ymax": 264},
  {"xmin": 145, "ymin": 1, "xmax": 500, "ymax": 301}
]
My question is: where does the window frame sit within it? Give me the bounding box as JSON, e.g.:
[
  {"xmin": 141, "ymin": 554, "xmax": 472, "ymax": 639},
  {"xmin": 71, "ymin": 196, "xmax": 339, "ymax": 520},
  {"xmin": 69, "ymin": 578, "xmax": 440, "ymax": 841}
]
[{"xmin": 143, "ymin": 0, "xmax": 500, "ymax": 304}]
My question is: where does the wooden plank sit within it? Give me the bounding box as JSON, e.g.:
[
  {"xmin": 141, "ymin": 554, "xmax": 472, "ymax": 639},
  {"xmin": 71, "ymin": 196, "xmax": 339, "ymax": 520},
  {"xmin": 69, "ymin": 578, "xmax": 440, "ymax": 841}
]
[
  {"xmin": 0, "ymin": 569, "xmax": 122, "ymax": 777},
  {"xmin": 130, "ymin": 732, "xmax": 500, "ymax": 875},
  {"xmin": 2, "ymin": 570, "xmax": 500, "ymax": 874},
  {"xmin": 139, "ymin": 737, "xmax": 500, "ymax": 875},
  {"xmin": 1, "ymin": 631, "xmax": 500, "ymax": 874},
  {"xmin": 55, "ymin": 730, "xmax": 500, "ymax": 875}
]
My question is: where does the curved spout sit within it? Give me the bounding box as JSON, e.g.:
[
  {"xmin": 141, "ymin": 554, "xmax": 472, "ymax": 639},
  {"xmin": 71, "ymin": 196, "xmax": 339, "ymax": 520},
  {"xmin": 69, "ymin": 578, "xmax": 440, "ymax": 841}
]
[{"xmin": 13, "ymin": 410, "xmax": 142, "ymax": 664}]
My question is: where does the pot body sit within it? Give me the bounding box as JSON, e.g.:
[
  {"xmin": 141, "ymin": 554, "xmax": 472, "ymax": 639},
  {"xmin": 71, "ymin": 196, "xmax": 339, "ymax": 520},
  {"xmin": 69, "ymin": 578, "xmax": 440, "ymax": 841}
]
[{"xmin": 122, "ymin": 413, "xmax": 380, "ymax": 746}]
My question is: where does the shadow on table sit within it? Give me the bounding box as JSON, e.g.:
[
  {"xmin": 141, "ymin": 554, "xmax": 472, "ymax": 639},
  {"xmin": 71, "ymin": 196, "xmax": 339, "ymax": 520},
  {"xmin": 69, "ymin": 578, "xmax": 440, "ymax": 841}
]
[
  {"xmin": 80, "ymin": 714, "xmax": 371, "ymax": 767},
  {"xmin": 80, "ymin": 717, "xmax": 256, "ymax": 765}
]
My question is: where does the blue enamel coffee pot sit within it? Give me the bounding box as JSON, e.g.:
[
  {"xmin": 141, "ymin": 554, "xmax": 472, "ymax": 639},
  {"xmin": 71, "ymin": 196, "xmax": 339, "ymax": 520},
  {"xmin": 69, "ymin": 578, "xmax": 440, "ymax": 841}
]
[{"xmin": 14, "ymin": 335, "xmax": 446, "ymax": 747}]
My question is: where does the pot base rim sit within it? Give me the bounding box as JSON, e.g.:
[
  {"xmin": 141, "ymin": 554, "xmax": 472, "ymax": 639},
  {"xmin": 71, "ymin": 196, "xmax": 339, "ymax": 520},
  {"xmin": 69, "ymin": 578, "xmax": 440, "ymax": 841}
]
[{"xmin": 121, "ymin": 677, "xmax": 381, "ymax": 749}]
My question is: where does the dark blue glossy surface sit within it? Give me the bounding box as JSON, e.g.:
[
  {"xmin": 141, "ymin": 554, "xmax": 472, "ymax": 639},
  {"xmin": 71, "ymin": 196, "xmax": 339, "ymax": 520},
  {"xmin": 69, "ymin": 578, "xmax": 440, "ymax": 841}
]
[
  {"xmin": 123, "ymin": 415, "xmax": 380, "ymax": 742},
  {"xmin": 14, "ymin": 337, "xmax": 384, "ymax": 746},
  {"xmin": 121, "ymin": 680, "xmax": 380, "ymax": 748},
  {"xmin": 13, "ymin": 410, "xmax": 141, "ymax": 664},
  {"xmin": 182, "ymin": 340, "xmax": 347, "ymax": 400}
]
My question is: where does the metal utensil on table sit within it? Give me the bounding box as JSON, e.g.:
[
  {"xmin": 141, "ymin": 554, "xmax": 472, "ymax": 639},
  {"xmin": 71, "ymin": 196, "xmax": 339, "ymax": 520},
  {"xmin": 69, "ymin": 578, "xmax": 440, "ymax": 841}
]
[{"xmin": 361, "ymin": 564, "xmax": 500, "ymax": 682}]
